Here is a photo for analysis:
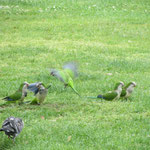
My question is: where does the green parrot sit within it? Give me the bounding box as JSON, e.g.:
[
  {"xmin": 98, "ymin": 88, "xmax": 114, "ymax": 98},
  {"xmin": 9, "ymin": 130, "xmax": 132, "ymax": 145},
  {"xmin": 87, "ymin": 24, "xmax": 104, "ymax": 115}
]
[
  {"xmin": 2, "ymin": 82, "xmax": 29, "ymax": 104},
  {"xmin": 50, "ymin": 62, "xmax": 80, "ymax": 96},
  {"xmin": 87, "ymin": 81, "xmax": 124, "ymax": 101},
  {"xmin": 28, "ymin": 82, "xmax": 51, "ymax": 105},
  {"xmin": 120, "ymin": 82, "xmax": 136, "ymax": 99}
]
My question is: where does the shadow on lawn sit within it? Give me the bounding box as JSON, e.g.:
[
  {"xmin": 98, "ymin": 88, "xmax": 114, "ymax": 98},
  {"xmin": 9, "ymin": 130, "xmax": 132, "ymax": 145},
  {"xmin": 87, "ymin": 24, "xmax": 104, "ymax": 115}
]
[
  {"xmin": 0, "ymin": 102, "xmax": 66, "ymax": 112},
  {"xmin": 0, "ymin": 104, "xmax": 13, "ymax": 113},
  {"xmin": 0, "ymin": 139, "xmax": 14, "ymax": 150}
]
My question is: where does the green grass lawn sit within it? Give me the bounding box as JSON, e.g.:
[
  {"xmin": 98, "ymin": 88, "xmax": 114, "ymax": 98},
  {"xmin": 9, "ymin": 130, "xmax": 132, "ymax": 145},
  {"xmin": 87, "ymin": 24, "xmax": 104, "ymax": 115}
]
[{"xmin": 0, "ymin": 0, "xmax": 150, "ymax": 149}]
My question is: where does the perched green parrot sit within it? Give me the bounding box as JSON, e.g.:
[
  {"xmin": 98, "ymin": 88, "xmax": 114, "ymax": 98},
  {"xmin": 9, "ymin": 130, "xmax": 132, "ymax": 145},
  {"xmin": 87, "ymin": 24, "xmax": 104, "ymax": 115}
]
[
  {"xmin": 2, "ymin": 82, "xmax": 29, "ymax": 104},
  {"xmin": 50, "ymin": 62, "xmax": 80, "ymax": 96},
  {"xmin": 87, "ymin": 81, "xmax": 124, "ymax": 101},
  {"xmin": 120, "ymin": 82, "xmax": 136, "ymax": 99},
  {"xmin": 28, "ymin": 82, "xmax": 51, "ymax": 105}
]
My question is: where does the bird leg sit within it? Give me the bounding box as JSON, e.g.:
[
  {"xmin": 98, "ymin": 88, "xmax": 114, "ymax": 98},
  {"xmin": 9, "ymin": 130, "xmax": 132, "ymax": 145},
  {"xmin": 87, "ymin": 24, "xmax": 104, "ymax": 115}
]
[{"xmin": 13, "ymin": 137, "xmax": 15, "ymax": 143}]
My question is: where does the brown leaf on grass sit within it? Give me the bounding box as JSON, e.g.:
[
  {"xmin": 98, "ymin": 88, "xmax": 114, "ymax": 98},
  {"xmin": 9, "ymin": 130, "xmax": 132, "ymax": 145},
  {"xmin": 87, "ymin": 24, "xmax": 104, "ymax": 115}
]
[
  {"xmin": 41, "ymin": 116, "xmax": 45, "ymax": 120},
  {"xmin": 67, "ymin": 136, "xmax": 72, "ymax": 142}
]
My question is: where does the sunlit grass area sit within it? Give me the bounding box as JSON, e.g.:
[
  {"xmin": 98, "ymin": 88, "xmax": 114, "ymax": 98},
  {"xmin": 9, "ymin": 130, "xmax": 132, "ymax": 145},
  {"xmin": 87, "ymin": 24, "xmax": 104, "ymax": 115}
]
[{"xmin": 0, "ymin": 0, "xmax": 150, "ymax": 149}]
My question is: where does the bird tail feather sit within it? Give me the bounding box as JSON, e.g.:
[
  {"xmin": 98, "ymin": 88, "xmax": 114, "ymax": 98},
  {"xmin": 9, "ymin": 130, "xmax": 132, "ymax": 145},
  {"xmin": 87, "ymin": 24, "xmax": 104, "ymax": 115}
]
[
  {"xmin": 86, "ymin": 96, "xmax": 98, "ymax": 99},
  {"xmin": 0, "ymin": 128, "xmax": 3, "ymax": 131},
  {"xmin": 71, "ymin": 87, "xmax": 81, "ymax": 97},
  {"xmin": 2, "ymin": 97, "xmax": 15, "ymax": 101},
  {"xmin": 97, "ymin": 95, "xmax": 104, "ymax": 99}
]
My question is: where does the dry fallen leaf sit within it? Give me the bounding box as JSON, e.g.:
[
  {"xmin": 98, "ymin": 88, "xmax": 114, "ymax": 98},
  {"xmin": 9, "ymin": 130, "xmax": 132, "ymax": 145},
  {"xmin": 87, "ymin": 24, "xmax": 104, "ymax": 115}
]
[
  {"xmin": 50, "ymin": 119, "xmax": 57, "ymax": 122},
  {"xmin": 41, "ymin": 116, "xmax": 45, "ymax": 120},
  {"xmin": 106, "ymin": 73, "xmax": 112, "ymax": 76},
  {"xmin": 67, "ymin": 136, "xmax": 72, "ymax": 142}
]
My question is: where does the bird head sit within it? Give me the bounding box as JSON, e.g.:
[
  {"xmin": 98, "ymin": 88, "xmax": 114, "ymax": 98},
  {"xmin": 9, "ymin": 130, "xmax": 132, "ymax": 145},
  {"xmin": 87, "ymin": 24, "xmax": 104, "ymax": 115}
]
[
  {"xmin": 50, "ymin": 72, "xmax": 54, "ymax": 76},
  {"xmin": 23, "ymin": 82, "xmax": 29, "ymax": 88},
  {"xmin": 36, "ymin": 82, "xmax": 43, "ymax": 88},
  {"xmin": 22, "ymin": 82, "xmax": 29, "ymax": 96},
  {"xmin": 50, "ymin": 69, "xmax": 57, "ymax": 76},
  {"xmin": 131, "ymin": 81, "xmax": 136, "ymax": 87},
  {"xmin": 19, "ymin": 82, "xmax": 29, "ymax": 91},
  {"xmin": 114, "ymin": 81, "xmax": 124, "ymax": 90},
  {"xmin": 119, "ymin": 81, "xmax": 124, "ymax": 87}
]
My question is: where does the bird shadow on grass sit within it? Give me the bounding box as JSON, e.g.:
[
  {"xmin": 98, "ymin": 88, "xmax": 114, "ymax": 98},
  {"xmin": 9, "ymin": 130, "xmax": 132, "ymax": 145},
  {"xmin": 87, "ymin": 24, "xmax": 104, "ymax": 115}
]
[
  {"xmin": 20, "ymin": 103, "xmax": 66, "ymax": 111},
  {"xmin": 0, "ymin": 103, "xmax": 14, "ymax": 111},
  {"xmin": 0, "ymin": 139, "xmax": 14, "ymax": 150},
  {"xmin": 0, "ymin": 102, "xmax": 66, "ymax": 112}
]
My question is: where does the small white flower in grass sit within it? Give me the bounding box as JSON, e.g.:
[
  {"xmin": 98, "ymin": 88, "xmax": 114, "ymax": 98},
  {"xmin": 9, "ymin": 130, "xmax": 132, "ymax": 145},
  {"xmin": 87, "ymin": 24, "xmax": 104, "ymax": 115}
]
[
  {"xmin": 106, "ymin": 73, "xmax": 112, "ymax": 76},
  {"xmin": 25, "ymin": 9, "xmax": 29, "ymax": 12},
  {"xmin": 112, "ymin": 6, "xmax": 116, "ymax": 11},
  {"xmin": 93, "ymin": 5, "xmax": 96, "ymax": 7},
  {"xmin": 5, "ymin": 6, "xmax": 9, "ymax": 9},
  {"xmin": 50, "ymin": 119, "xmax": 57, "ymax": 122},
  {"xmin": 39, "ymin": 8, "xmax": 43, "ymax": 12}
]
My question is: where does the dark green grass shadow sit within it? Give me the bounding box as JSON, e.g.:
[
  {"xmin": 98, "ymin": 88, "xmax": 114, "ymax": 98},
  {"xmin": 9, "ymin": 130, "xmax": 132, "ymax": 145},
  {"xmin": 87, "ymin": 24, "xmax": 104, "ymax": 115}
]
[{"xmin": 0, "ymin": 139, "xmax": 14, "ymax": 150}]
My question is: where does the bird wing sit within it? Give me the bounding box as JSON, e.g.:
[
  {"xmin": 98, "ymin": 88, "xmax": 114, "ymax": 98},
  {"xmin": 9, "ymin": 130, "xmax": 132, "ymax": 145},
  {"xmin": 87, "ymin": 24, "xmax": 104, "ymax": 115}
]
[
  {"xmin": 9, "ymin": 119, "xmax": 18, "ymax": 133},
  {"xmin": 120, "ymin": 89, "xmax": 127, "ymax": 97},
  {"xmin": 63, "ymin": 62, "xmax": 78, "ymax": 79},
  {"xmin": 28, "ymin": 83, "xmax": 39, "ymax": 95},
  {"xmin": 103, "ymin": 91, "xmax": 118, "ymax": 100},
  {"xmin": 14, "ymin": 118, "xmax": 24, "ymax": 133},
  {"xmin": 3, "ymin": 91, "xmax": 22, "ymax": 101},
  {"xmin": 2, "ymin": 125, "xmax": 15, "ymax": 132},
  {"xmin": 124, "ymin": 82, "xmax": 132, "ymax": 89},
  {"xmin": 51, "ymin": 69, "xmax": 66, "ymax": 83},
  {"xmin": 2, "ymin": 118, "xmax": 15, "ymax": 132}
]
